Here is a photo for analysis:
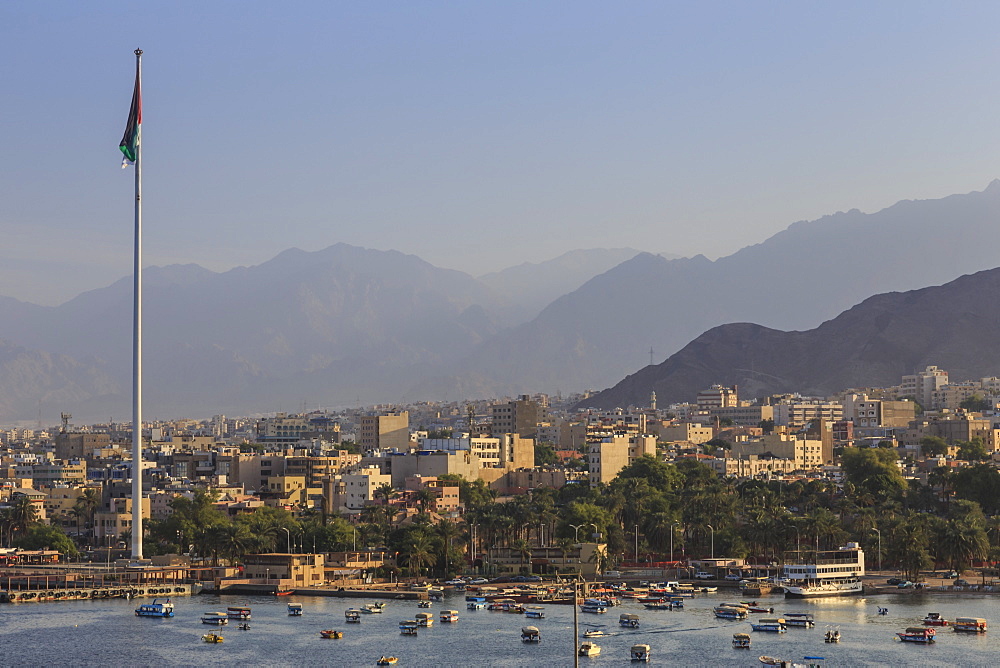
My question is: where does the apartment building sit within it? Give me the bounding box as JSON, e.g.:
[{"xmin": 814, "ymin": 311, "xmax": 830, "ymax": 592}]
[
  {"xmin": 588, "ymin": 435, "xmax": 656, "ymax": 486},
  {"xmin": 358, "ymin": 411, "xmax": 410, "ymax": 451}
]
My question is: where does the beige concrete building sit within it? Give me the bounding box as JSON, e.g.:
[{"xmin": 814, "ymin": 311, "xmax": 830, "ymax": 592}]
[
  {"xmin": 491, "ymin": 395, "xmax": 545, "ymax": 439},
  {"xmin": 54, "ymin": 433, "xmax": 110, "ymax": 461},
  {"xmin": 656, "ymin": 423, "xmax": 713, "ymax": 444},
  {"xmin": 709, "ymin": 454, "xmax": 798, "ymax": 478},
  {"xmin": 900, "ymin": 365, "xmax": 949, "ymax": 407},
  {"xmin": 358, "ymin": 411, "xmax": 410, "ymax": 451},
  {"xmin": 708, "ymin": 404, "xmax": 774, "ymax": 426},
  {"xmin": 588, "ymin": 435, "xmax": 656, "ymax": 486},
  {"xmin": 730, "ymin": 433, "xmax": 826, "ymax": 470},
  {"xmin": 773, "ymin": 400, "xmax": 843, "ymax": 429},
  {"xmin": 243, "ymin": 553, "xmax": 325, "ymax": 587},
  {"xmin": 697, "ymin": 385, "xmax": 738, "ymax": 410}
]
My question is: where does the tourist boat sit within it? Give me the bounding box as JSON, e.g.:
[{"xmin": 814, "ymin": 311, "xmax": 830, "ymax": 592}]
[
  {"xmin": 643, "ymin": 601, "xmax": 674, "ymax": 610},
  {"xmin": 287, "ymin": 603, "xmax": 303, "ymax": 616},
  {"xmin": 399, "ymin": 620, "xmax": 418, "ymax": 636},
  {"xmin": 415, "ymin": 612, "xmax": 434, "ymax": 627},
  {"xmin": 584, "ymin": 597, "xmax": 618, "ymax": 607},
  {"xmin": 783, "ymin": 542, "xmax": 865, "ymax": 598},
  {"xmin": 897, "ymin": 627, "xmax": 935, "ymax": 643},
  {"xmin": 376, "ymin": 657, "xmax": 398, "ymax": 665},
  {"xmin": 417, "ymin": 600, "xmax": 431, "ymax": 608},
  {"xmin": 619, "ymin": 613, "xmax": 640, "ymax": 628},
  {"xmin": 578, "ymin": 641, "xmax": 601, "ymax": 656},
  {"xmin": 201, "ymin": 632, "xmax": 224, "ymax": 643},
  {"xmin": 922, "ymin": 612, "xmax": 949, "ymax": 626},
  {"xmin": 320, "ymin": 629, "xmax": 343, "ymax": 639},
  {"xmin": 439, "ymin": 609, "xmax": 459, "ymax": 623},
  {"xmin": 524, "ymin": 607, "xmax": 545, "ymax": 619},
  {"xmin": 135, "ymin": 598, "xmax": 174, "ymax": 618},
  {"xmin": 953, "ymin": 617, "xmax": 988, "ymax": 633},
  {"xmin": 467, "ymin": 601, "xmax": 486, "ymax": 610},
  {"xmin": 669, "ymin": 597, "xmax": 685, "ymax": 608},
  {"xmin": 637, "ymin": 595, "xmax": 665, "ymax": 604},
  {"xmin": 345, "ymin": 609, "xmax": 362, "ymax": 623},
  {"xmin": 583, "ymin": 629, "xmax": 605, "ymax": 638},
  {"xmin": 714, "ymin": 604, "xmax": 749, "ymax": 620},
  {"xmin": 227, "ymin": 606, "xmax": 251, "ymax": 620},
  {"xmin": 201, "ymin": 612, "xmax": 229, "ymax": 625},
  {"xmin": 783, "ymin": 612, "xmax": 815, "ymax": 628},
  {"xmin": 630, "ymin": 644, "xmax": 651, "ymax": 662},
  {"xmin": 521, "ymin": 625, "xmax": 541, "ymax": 642},
  {"xmin": 580, "ymin": 603, "xmax": 607, "ymax": 614},
  {"xmin": 824, "ymin": 626, "xmax": 841, "ymax": 643},
  {"xmin": 732, "ymin": 632, "xmax": 752, "ymax": 649},
  {"xmin": 751, "ymin": 618, "xmax": 787, "ymax": 632}
]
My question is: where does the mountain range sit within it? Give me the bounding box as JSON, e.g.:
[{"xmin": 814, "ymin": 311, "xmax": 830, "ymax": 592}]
[
  {"xmin": 580, "ymin": 267, "xmax": 1000, "ymax": 409},
  {"xmin": 4, "ymin": 182, "xmax": 1000, "ymax": 423}
]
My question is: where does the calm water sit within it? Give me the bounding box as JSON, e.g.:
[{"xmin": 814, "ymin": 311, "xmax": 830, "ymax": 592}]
[{"xmin": 0, "ymin": 590, "xmax": 998, "ymax": 666}]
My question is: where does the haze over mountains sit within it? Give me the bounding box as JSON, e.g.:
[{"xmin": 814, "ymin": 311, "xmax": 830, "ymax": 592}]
[
  {"xmin": 581, "ymin": 267, "xmax": 1000, "ymax": 409},
  {"xmin": 4, "ymin": 182, "xmax": 1000, "ymax": 423}
]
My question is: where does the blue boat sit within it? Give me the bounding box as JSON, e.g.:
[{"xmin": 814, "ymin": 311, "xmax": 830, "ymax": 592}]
[{"xmin": 135, "ymin": 598, "xmax": 174, "ymax": 618}]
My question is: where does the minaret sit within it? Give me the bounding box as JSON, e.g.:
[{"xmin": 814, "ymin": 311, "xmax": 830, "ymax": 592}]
[{"xmin": 649, "ymin": 391, "xmax": 657, "ymax": 412}]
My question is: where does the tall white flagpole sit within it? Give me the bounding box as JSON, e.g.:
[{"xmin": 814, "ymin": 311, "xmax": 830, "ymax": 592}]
[{"xmin": 131, "ymin": 47, "xmax": 144, "ymax": 561}]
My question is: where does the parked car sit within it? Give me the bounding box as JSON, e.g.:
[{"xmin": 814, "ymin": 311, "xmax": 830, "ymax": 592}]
[
  {"xmin": 694, "ymin": 572, "xmax": 714, "ymax": 580},
  {"xmin": 955, "ymin": 579, "xmax": 971, "ymax": 587},
  {"xmin": 469, "ymin": 578, "xmax": 489, "ymax": 585},
  {"xmin": 525, "ymin": 575, "xmax": 542, "ymax": 583},
  {"xmin": 886, "ymin": 578, "xmax": 903, "ymax": 585},
  {"xmin": 897, "ymin": 581, "xmax": 914, "ymax": 588},
  {"xmin": 724, "ymin": 574, "xmax": 742, "ymax": 581}
]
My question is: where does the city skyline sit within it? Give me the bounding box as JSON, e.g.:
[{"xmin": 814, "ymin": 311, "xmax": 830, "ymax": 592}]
[{"xmin": 4, "ymin": 2, "xmax": 1000, "ymax": 304}]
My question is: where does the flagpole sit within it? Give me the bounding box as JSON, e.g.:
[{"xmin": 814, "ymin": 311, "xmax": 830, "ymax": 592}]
[{"xmin": 131, "ymin": 47, "xmax": 144, "ymax": 561}]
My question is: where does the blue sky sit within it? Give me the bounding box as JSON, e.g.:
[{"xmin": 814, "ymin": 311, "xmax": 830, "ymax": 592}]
[{"xmin": 3, "ymin": 1, "xmax": 1000, "ymax": 304}]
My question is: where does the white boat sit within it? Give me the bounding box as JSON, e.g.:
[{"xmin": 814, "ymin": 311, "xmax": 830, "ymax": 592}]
[
  {"xmin": 619, "ymin": 613, "xmax": 640, "ymax": 628},
  {"xmin": 415, "ymin": 612, "xmax": 434, "ymax": 627},
  {"xmin": 201, "ymin": 612, "xmax": 229, "ymax": 625},
  {"xmin": 783, "ymin": 542, "xmax": 865, "ymax": 598},
  {"xmin": 345, "ymin": 609, "xmax": 361, "ymax": 622},
  {"xmin": 135, "ymin": 598, "xmax": 174, "ymax": 618},
  {"xmin": 578, "ymin": 641, "xmax": 601, "ymax": 656},
  {"xmin": 783, "ymin": 612, "xmax": 815, "ymax": 628},
  {"xmin": 630, "ymin": 644, "xmax": 651, "ymax": 662},
  {"xmin": 714, "ymin": 604, "xmax": 749, "ymax": 620},
  {"xmin": 524, "ymin": 607, "xmax": 545, "ymax": 619},
  {"xmin": 399, "ymin": 620, "xmax": 418, "ymax": 636},
  {"xmin": 439, "ymin": 609, "xmax": 459, "ymax": 623},
  {"xmin": 521, "ymin": 625, "xmax": 541, "ymax": 643},
  {"xmin": 732, "ymin": 632, "xmax": 752, "ymax": 649},
  {"xmin": 580, "ymin": 604, "xmax": 607, "ymax": 614},
  {"xmin": 953, "ymin": 617, "xmax": 988, "ymax": 633},
  {"xmin": 825, "ymin": 626, "xmax": 841, "ymax": 643},
  {"xmin": 750, "ymin": 617, "xmax": 786, "ymax": 632},
  {"xmin": 583, "ymin": 629, "xmax": 605, "ymax": 638},
  {"xmin": 287, "ymin": 603, "xmax": 303, "ymax": 616},
  {"xmin": 700, "ymin": 586, "xmax": 718, "ymax": 593},
  {"xmin": 362, "ymin": 603, "xmax": 383, "ymax": 614}
]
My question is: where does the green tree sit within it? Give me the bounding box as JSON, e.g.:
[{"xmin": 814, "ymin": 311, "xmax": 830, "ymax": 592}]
[
  {"xmin": 920, "ymin": 436, "xmax": 949, "ymax": 457},
  {"xmin": 13, "ymin": 524, "xmax": 78, "ymax": 559},
  {"xmin": 534, "ymin": 442, "xmax": 558, "ymax": 466},
  {"xmin": 958, "ymin": 438, "xmax": 989, "ymax": 462},
  {"xmin": 840, "ymin": 447, "xmax": 907, "ymax": 502},
  {"xmin": 960, "ymin": 394, "xmax": 991, "ymax": 412}
]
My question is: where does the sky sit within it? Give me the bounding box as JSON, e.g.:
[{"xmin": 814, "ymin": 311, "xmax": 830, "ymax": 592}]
[{"xmin": 3, "ymin": 1, "xmax": 1000, "ymax": 305}]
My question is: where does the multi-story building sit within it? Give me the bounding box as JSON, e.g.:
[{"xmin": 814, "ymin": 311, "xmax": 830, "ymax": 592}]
[
  {"xmin": 358, "ymin": 411, "xmax": 410, "ymax": 451},
  {"xmin": 772, "ymin": 398, "xmax": 843, "ymax": 429},
  {"xmin": 708, "ymin": 404, "xmax": 774, "ymax": 427},
  {"xmin": 491, "ymin": 395, "xmax": 546, "ymax": 439},
  {"xmin": 339, "ymin": 467, "xmax": 392, "ymax": 512},
  {"xmin": 54, "ymin": 433, "xmax": 110, "ymax": 461},
  {"xmin": 655, "ymin": 423, "xmax": 713, "ymax": 445},
  {"xmin": 899, "ymin": 365, "xmax": 949, "ymax": 408},
  {"xmin": 588, "ymin": 435, "xmax": 656, "ymax": 486},
  {"xmin": 842, "ymin": 394, "xmax": 916, "ymax": 428},
  {"xmin": 729, "ymin": 433, "xmax": 827, "ymax": 469},
  {"xmin": 696, "ymin": 385, "xmax": 738, "ymax": 410}
]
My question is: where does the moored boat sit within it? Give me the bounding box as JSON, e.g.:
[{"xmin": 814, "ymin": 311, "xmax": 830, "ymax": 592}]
[
  {"xmin": 320, "ymin": 629, "xmax": 343, "ymax": 639},
  {"xmin": 824, "ymin": 626, "xmax": 841, "ymax": 643},
  {"xmin": 376, "ymin": 657, "xmax": 398, "ymax": 665},
  {"xmin": 201, "ymin": 612, "xmax": 229, "ymax": 625},
  {"xmin": 201, "ymin": 632, "xmax": 224, "ymax": 643},
  {"xmin": 922, "ymin": 612, "xmax": 948, "ymax": 626},
  {"xmin": 417, "ymin": 600, "xmax": 431, "ymax": 608},
  {"xmin": 580, "ymin": 603, "xmax": 607, "ymax": 614},
  {"xmin": 783, "ymin": 542, "xmax": 865, "ymax": 598},
  {"xmin": 714, "ymin": 604, "xmax": 749, "ymax": 620},
  {"xmin": 619, "ymin": 613, "xmax": 640, "ymax": 628},
  {"xmin": 439, "ymin": 609, "xmax": 459, "ymax": 623},
  {"xmin": 287, "ymin": 603, "xmax": 303, "ymax": 616},
  {"xmin": 741, "ymin": 601, "xmax": 774, "ymax": 613},
  {"xmin": 732, "ymin": 632, "xmax": 752, "ymax": 649},
  {"xmin": 227, "ymin": 606, "xmax": 251, "ymax": 620},
  {"xmin": 345, "ymin": 608, "xmax": 361, "ymax": 623},
  {"xmin": 583, "ymin": 629, "xmax": 605, "ymax": 637},
  {"xmin": 415, "ymin": 612, "xmax": 434, "ymax": 627},
  {"xmin": 758, "ymin": 656, "xmax": 784, "ymax": 666},
  {"xmin": 467, "ymin": 596, "xmax": 487, "ymax": 610},
  {"xmin": 135, "ymin": 598, "xmax": 174, "ymax": 618},
  {"xmin": 524, "ymin": 607, "xmax": 545, "ymax": 619},
  {"xmin": 783, "ymin": 612, "xmax": 815, "ymax": 628},
  {"xmin": 521, "ymin": 625, "xmax": 541, "ymax": 642},
  {"xmin": 953, "ymin": 617, "xmax": 987, "ymax": 633},
  {"xmin": 897, "ymin": 627, "xmax": 935, "ymax": 643},
  {"xmin": 751, "ymin": 618, "xmax": 787, "ymax": 632},
  {"xmin": 399, "ymin": 620, "xmax": 418, "ymax": 636},
  {"xmin": 630, "ymin": 644, "xmax": 651, "ymax": 662},
  {"xmin": 578, "ymin": 641, "xmax": 601, "ymax": 656}
]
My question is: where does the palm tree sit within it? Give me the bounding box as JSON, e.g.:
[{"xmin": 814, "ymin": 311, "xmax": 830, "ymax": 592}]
[
  {"xmin": 435, "ymin": 520, "xmax": 461, "ymax": 574},
  {"xmin": 8, "ymin": 496, "xmax": 37, "ymax": 541},
  {"xmin": 404, "ymin": 534, "xmax": 435, "ymax": 577},
  {"xmin": 512, "ymin": 538, "xmax": 532, "ymax": 574}
]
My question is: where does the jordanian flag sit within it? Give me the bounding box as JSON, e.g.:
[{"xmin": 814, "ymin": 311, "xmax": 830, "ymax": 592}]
[{"xmin": 119, "ymin": 67, "xmax": 141, "ymax": 167}]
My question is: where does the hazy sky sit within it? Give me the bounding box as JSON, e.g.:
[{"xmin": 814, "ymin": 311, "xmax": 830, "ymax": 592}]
[{"xmin": 4, "ymin": 1, "xmax": 1000, "ymax": 305}]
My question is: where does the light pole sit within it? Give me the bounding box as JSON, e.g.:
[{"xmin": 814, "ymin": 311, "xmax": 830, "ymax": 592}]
[
  {"xmin": 788, "ymin": 522, "xmax": 801, "ymax": 556},
  {"xmin": 589, "ymin": 523, "xmax": 600, "ymax": 542},
  {"xmin": 279, "ymin": 527, "xmax": 290, "ymax": 553},
  {"xmin": 570, "ymin": 523, "xmax": 586, "ymax": 543},
  {"xmin": 634, "ymin": 525, "xmax": 639, "ymax": 562},
  {"xmin": 706, "ymin": 524, "xmax": 714, "ymax": 560},
  {"xmin": 670, "ymin": 522, "xmax": 678, "ymax": 564},
  {"xmin": 872, "ymin": 528, "xmax": 882, "ymax": 573}
]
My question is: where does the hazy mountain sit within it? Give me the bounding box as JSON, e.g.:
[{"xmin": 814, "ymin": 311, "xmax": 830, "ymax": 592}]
[
  {"xmin": 580, "ymin": 267, "xmax": 1000, "ymax": 408},
  {"xmin": 478, "ymin": 248, "xmax": 664, "ymax": 319},
  {"xmin": 0, "ymin": 244, "xmax": 509, "ymax": 421},
  {"xmin": 429, "ymin": 181, "xmax": 1000, "ymax": 398}
]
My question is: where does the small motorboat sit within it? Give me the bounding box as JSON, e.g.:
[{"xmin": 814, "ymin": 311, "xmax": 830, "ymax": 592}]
[
  {"xmin": 415, "ymin": 612, "xmax": 434, "ymax": 627},
  {"xmin": 897, "ymin": 627, "xmax": 935, "ymax": 643},
  {"xmin": 524, "ymin": 607, "xmax": 545, "ymax": 619},
  {"xmin": 824, "ymin": 627, "xmax": 841, "ymax": 643},
  {"xmin": 580, "ymin": 604, "xmax": 607, "ymax": 614},
  {"xmin": 439, "ymin": 609, "xmax": 459, "ymax": 623},
  {"xmin": 417, "ymin": 600, "xmax": 431, "ymax": 608},
  {"xmin": 399, "ymin": 620, "xmax": 418, "ymax": 636},
  {"xmin": 320, "ymin": 629, "xmax": 343, "ymax": 639},
  {"xmin": 619, "ymin": 613, "xmax": 640, "ymax": 628},
  {"xmin": 287, "ymin": 603, "xmax": 303, "ymax": 616},
  {"xmin": 877, "ymin": 607, "xmax": 889, "ymax": 615},
  {"xmin": 578, "ymin": 641, "xmax": 601, "ymax": 656},
  {"xmin": 362, "ymin": 603, "xmax": 384, "ymax": 614},
  {"xmin": 922, "ymin": 612, "xmax": 948, "ymax": 626},
  {"xmin": 733, "ymin": 633, "xmax": 752, "ymax": 649},
  {"xmin": 237, "ymin": 623, "xmax": 251, "ymax": 631},
  {"xmin": 135, "ymin": 598, "xmax": 174, "ymax": 618},
  {"xmin": 201, "ymin": 632, "xmax": 224, "ymax": 643},
  {"xmin": 714, "ymin": 604, "xmax": 749, "ymax": 620},
  {"xmin": 758, "ymin": 657, "xmax": 784, "ymax": 666},
  {"xmin": 227, "ymin": 606, "xmax": 251, "ymax": 620},
  {"xmin": 630, "ymin": 644, "xmax": 651, "ymax": 662},
  {"xmin": 521, "ymin": 625, "xmax": 541, "ymax": 643},
  {"xmin": 741, "ymin": 602, "xmax": 773, "ymax": 614},
  {"xmin": 376, "ymin": 657, "xmax": 399, "ymax": 665},
  {"xmin": 345, "ymin": 609, "xmax": 362, "ymax": 623},
  {"xmin": 583, "ymin": 629, "xmax": 605, "ymax": 638}
]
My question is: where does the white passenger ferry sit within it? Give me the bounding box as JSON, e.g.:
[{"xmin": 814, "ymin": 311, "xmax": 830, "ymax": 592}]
[{"xmin": 783, "ymin": 542, "xmax": 864, "ymax": 598}]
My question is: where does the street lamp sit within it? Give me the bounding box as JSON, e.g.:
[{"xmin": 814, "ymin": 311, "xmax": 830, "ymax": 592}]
[
  {"xmin": 634, "ymin": 525, "xmax": 639, "ymax": 562},
  {"xmin": 788, "ymin": 522, "xmax": 801, "ymax": 556},
  {"xmin": 670, "ymin": 522, "xmax": 678, "ymax": 564},
  {"xmin": 589, "ymin": 523, "xmax": 600, "ymax": 542},
  {"xmin": 706, "ymin": 524, "xmax": 714, "ymax": 560},
  {"xmin": 279, "ymin": 527, "xmax": 290, "ymax": 553},
  {"xmin": 570, "ymin": 523, "xmax": 586, "ymax": 543},
  {"xmin": 872, "ymin": 528, "xmax": 882, "ymax": 573}
]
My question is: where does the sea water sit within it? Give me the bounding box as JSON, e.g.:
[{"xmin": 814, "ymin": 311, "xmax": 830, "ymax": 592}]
[{"xmin": 0, "ymin": 590, "xmax": 997, "ymax": 666}]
